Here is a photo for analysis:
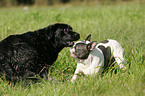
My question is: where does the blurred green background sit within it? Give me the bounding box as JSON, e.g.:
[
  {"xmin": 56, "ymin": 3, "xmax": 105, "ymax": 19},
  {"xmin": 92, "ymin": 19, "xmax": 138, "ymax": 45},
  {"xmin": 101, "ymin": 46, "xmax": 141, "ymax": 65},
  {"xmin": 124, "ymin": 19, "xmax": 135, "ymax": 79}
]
[{"xmin": 0, "ymin": 0, "xmax": 145, "ymax": 7}]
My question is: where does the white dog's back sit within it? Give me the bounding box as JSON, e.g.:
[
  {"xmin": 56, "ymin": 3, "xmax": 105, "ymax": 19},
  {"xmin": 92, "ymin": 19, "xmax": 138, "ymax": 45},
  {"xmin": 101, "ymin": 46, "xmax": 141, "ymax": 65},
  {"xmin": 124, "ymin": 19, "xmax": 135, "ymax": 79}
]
[{"xmin": 97, "ymin": 39, "xmax": 125, "ymax": 69}]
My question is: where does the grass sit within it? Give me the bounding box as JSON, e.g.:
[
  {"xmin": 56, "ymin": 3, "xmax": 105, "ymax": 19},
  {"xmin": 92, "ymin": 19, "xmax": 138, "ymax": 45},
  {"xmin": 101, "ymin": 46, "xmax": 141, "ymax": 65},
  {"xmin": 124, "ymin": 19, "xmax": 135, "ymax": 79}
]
[{"xmin": 0, "ymin": 3, "xmax": 145, "ymax": 96}]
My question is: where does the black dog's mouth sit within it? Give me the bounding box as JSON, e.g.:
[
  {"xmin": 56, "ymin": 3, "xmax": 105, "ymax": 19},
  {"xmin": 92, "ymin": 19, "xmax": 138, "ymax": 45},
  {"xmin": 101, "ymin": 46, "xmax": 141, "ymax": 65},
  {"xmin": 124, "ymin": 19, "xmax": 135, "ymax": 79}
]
[
  {"xmin": 66, "ymin": 41, "xmax": 74, "ymax": 47},
  {"xmin": 65, "ymin": 33, "xmax": 80, "ymax": 47}
]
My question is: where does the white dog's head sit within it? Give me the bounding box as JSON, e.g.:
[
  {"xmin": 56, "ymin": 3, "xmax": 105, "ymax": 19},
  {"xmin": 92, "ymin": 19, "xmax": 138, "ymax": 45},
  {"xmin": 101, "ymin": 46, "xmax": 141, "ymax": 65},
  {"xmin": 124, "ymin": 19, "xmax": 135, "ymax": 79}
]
[{"xmin": 70, "ymin": 34, "xmax": 98, "ymax": 60}]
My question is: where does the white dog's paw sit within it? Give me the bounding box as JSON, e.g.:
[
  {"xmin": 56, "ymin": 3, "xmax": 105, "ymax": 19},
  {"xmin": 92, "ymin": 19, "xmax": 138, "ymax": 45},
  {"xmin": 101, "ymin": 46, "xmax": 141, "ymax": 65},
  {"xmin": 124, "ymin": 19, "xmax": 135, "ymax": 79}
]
[
  {"xmin": 120, "ymin": 66, "xmax": 127, "ymax": 73},
  {"xmin": 122, "ymin": 67, "xmax": 127, "ymax": 70},
  {"xmin": 71, "ymin": 79, "xmax": 75, "ymax": 83}
]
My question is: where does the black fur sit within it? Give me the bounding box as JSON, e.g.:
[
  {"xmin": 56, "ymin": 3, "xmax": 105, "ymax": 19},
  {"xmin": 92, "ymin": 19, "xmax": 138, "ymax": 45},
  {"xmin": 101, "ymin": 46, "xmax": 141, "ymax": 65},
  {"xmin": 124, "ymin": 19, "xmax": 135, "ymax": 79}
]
[
  {"xmin": 0, "ymin": 23, "xmax": 80, "ymax": 82},
  {"xmin": 98, "ymin": 40, "xmax": 116, "ymax": 73},
  {"xmin": 100, "ymin": 40, "xmax": 109, "ymax": 43},
  {"xmin": 98, "ymin": 45, "xmax": 115, "ymax": 69}
]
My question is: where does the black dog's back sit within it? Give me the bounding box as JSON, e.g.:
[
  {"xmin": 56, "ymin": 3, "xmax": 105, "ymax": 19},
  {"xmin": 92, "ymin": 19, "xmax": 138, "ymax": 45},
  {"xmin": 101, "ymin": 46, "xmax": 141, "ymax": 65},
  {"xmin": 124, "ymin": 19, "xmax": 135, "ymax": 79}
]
[{"xmin": 0, "ymin": 34, "xmax": 43, "ymax": 81}]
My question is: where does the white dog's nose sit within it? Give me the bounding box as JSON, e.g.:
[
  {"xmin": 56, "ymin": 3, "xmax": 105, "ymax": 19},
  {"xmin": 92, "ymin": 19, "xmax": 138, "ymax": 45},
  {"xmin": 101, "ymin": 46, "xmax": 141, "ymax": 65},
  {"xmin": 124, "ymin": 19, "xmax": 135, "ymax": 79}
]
[{"xmin": 70, "ymin": 48, "xmax": 75, "ymax": 54}]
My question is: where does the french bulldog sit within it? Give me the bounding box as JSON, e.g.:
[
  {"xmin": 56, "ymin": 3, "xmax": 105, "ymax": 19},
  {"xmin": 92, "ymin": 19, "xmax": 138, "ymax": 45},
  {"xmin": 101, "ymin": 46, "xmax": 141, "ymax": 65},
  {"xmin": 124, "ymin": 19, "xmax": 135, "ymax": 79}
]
[{"xmin": 70, "ymin": 34, "xmax": 126, "ymax": 83}]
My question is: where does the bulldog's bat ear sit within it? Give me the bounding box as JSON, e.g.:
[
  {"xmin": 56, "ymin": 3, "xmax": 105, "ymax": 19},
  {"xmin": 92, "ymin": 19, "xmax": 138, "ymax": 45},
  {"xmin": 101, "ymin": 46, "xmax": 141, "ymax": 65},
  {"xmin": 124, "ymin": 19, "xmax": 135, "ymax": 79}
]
[
  {"xmin": 87, "ymin": 41, "xmax": 98, "ymax": 51},
  {"xmin": 85, "ymin": 34, "xmax": 91, "ymax": 41}
]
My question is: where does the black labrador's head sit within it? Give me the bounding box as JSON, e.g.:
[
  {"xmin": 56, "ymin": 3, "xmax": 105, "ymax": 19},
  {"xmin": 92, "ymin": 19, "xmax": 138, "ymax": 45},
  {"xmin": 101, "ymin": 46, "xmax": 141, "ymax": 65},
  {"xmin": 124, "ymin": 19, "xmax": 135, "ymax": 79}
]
[{"xmin": 46, "ymin": 23, "xmax": 80, "ymax": 47}]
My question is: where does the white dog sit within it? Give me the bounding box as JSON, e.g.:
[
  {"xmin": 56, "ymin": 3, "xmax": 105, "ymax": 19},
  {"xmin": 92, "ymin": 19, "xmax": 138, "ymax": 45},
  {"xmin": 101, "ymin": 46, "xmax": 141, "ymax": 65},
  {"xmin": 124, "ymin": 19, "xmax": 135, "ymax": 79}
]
[{"xmin": 70, "ymin": 34, "xmax": 126, "ymax": 83}]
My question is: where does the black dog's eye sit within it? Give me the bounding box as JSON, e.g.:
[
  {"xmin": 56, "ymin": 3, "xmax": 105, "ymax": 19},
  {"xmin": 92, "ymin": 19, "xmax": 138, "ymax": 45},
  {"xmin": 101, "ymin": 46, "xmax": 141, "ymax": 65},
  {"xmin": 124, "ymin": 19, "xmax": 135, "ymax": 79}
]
[
  {"xmin": 64, "ymin": 29, "xmax": 66, "ymax": 32},
  {"xmin": 64, "ymin": 29, "xmax": 67, "ymax": 33},
  {"xmin": 64, "ymin": 28, "xmax": 72, "ymax": 32},
  {"xmin": 64, "ymin": 28, "xmax": 69, "ymax": 34}
]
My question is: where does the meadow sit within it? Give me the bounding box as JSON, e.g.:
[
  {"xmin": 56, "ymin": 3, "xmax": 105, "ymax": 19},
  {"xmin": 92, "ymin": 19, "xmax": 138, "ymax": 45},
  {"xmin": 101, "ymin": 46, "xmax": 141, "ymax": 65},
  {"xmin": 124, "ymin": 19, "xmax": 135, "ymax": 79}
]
[{"xmin": 0, "ymin": 3, "xmax": 145, "ymax": 96}]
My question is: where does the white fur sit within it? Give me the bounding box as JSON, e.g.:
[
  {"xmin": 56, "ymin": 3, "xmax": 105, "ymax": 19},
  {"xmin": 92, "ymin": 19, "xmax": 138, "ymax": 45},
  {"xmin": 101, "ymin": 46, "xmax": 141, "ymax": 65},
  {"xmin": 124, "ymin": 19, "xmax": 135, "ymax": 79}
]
[{"xmin": 71, "ymin": 39, "xmax": 126, "ymax": 83}]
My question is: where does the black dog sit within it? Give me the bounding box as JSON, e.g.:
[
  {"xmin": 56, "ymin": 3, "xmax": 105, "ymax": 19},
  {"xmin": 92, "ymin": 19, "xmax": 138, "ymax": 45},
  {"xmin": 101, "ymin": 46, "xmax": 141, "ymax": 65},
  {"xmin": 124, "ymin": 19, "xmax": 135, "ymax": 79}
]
[{"xmin": 0, "ymin": 23, "xmax": 80, "ymax": 82}]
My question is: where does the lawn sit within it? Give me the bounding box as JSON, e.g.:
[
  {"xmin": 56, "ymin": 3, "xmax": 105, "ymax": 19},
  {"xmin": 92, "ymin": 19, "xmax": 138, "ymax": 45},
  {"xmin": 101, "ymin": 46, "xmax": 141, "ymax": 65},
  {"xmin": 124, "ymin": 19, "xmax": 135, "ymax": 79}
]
[{"xmin": 0, "ymin": 3, "xmax": 145, "ymax": 96}]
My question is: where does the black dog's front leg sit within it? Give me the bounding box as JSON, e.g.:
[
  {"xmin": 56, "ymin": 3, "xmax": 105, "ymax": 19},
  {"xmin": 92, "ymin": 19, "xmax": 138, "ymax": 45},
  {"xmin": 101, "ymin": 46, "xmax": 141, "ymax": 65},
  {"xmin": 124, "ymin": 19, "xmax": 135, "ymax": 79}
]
[{"xmin": 39, "ymin": 67, "xmax": 49, "ymax": 81}]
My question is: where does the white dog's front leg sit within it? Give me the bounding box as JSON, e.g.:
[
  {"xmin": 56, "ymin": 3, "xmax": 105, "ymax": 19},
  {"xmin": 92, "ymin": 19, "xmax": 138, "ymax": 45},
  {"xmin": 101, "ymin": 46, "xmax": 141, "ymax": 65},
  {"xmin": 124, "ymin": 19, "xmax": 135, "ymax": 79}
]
[{"xmin": 71, "ymin": 67, "xmax": 81, "ymax": 83}]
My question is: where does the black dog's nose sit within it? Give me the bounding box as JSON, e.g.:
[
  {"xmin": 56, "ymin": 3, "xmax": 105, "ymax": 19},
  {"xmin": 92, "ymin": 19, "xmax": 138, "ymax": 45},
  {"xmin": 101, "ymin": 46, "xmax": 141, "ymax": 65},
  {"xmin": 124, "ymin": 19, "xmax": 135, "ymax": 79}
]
[{"xmin": 74, "ymin": 33, "xmax": 80, "ymax": 40}]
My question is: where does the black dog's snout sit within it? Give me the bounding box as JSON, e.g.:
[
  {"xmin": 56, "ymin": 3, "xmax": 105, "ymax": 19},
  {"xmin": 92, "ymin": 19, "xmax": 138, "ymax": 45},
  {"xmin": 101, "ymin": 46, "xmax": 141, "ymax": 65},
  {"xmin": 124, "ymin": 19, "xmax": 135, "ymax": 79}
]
[{"xmin": 74, "ymin": 33, "xmax": 80, "ymax": 40}]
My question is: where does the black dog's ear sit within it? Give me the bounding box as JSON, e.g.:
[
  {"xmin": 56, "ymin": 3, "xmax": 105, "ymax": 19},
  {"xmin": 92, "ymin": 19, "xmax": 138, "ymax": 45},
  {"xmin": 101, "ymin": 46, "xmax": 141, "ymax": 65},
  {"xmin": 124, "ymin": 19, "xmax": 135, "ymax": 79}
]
[
  {"xmin": 87, "ymin": 41, "xmax": 98, "ymax": 51},
  {"xmin": 85, "ymin": 34, "xmax": 91, "ymax": 41}
]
